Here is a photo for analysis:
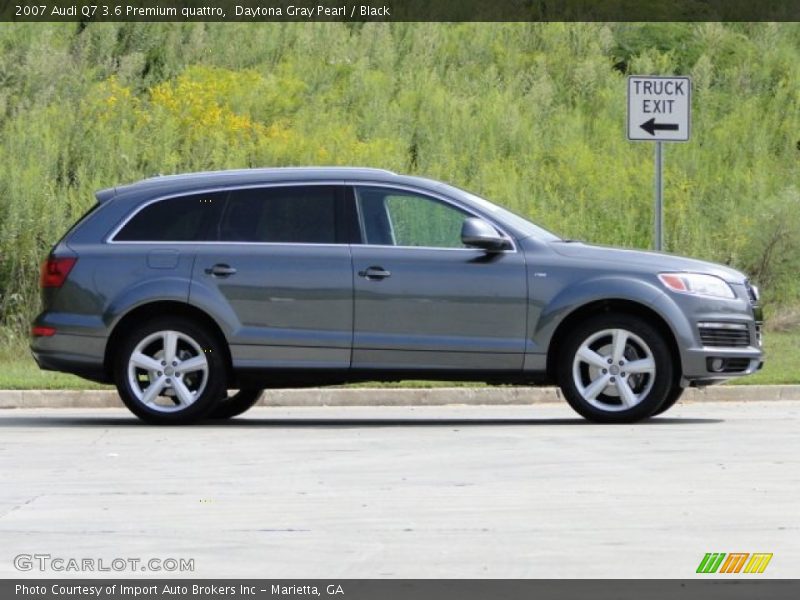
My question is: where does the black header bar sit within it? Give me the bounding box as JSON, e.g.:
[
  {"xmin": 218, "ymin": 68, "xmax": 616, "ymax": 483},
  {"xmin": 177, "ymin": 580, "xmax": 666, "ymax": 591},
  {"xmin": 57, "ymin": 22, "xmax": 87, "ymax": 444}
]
[{"xmin": 2, "ymin": 0, "xmax": 800, "ymax": 22}]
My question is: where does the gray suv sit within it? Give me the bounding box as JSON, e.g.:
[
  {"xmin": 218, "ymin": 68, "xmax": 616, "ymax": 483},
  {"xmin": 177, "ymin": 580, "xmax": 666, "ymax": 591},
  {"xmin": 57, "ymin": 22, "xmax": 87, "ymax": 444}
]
[{"xmin": 31, "ymin": 168, "xmax": 764, "ymax": 424}]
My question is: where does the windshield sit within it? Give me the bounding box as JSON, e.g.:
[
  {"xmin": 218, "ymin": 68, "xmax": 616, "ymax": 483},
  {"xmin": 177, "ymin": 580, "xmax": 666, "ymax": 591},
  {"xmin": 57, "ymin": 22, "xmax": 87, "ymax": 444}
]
[{"xmin": 437, "ymin": 183, "xmax": 562, "ymax": 242}]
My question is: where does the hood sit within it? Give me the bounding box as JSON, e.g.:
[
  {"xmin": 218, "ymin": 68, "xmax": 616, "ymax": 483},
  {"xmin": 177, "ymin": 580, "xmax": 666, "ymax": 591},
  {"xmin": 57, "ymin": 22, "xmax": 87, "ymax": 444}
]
[{"xmin": 549, "ymin": 241, "xmax": 747, "ymax": 284}]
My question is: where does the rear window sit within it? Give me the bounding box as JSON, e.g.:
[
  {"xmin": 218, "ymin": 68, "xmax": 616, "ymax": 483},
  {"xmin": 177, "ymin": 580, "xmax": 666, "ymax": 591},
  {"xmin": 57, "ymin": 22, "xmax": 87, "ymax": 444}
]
[
  {"xmin": 219, "ymin": 186, "xmax": 338, "ymax": 244},
  {"xmin": 114, "ymin": 193, "xmax": 225, "ymax": 242}
]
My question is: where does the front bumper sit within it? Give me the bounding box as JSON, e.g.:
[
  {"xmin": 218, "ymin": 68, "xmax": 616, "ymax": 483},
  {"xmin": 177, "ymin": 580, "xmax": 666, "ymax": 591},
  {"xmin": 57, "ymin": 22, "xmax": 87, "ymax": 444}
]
[
  {"xmin": 680, "ymin": 301, "xmax": 764, "ymax": 385},
  {"xmin": 680, "ymin": 346, "xmax": 764, "ymax": 386},
  {"xmin": 651, "ymin": 281, "xmax": 764, "ymax": 385}
]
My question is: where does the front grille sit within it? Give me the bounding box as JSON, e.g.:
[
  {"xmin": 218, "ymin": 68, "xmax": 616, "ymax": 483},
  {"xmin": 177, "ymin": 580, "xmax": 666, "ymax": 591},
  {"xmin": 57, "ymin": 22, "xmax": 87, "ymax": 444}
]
[{"xmin": 699, "ymin": 325, "xmax": 751, "ymax": 347}]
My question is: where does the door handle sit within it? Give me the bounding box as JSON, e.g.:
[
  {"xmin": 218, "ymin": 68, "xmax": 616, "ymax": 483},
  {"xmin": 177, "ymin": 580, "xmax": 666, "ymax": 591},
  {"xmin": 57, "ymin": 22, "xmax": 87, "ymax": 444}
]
[
  {"xmin": 358, "ymin": 266, "xmax": 391, "ymax": 280},
  {"xmin": 205, "ymin": 264, "xmax": 237, "ymax": 277}
]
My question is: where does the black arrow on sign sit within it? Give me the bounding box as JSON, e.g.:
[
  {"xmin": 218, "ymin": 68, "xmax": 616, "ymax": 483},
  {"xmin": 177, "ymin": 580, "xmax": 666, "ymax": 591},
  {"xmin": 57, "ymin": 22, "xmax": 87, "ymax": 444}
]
[{"xmin": 640, "ymin": 117, "xmax": 679, "ymax": 136}]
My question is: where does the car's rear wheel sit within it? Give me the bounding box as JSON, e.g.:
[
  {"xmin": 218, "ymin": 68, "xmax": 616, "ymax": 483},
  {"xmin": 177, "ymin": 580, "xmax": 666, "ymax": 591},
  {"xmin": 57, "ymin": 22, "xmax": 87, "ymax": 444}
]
[
  {"xmin": 557, "ymin": 313, "xmax": 673, "ymax": 423},
  {"xmin": 210, "ymin": 389, "xmax": 264, "ymax": 419},
  {"xmin": 114, "ymin": 317, "xmax": 227, "ymax": 424}
]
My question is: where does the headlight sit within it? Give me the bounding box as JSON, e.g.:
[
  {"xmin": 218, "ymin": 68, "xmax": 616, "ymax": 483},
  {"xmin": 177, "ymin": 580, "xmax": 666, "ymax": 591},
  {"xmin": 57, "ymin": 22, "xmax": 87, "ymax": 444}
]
[{"xmin": 658, "ymin": 273, "xmax": 736, "ymax": 299}]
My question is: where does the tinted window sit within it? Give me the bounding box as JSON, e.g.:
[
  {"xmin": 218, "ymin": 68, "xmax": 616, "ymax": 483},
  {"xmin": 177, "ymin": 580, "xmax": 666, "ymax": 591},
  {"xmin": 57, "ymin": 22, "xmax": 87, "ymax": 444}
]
[
  {"xmin": 114, "ymin": 193, "xmax": 224, "ymax": 242},
  {"xmin": 356, "ymin": 187, "xmax": 468, "ymax": 248},
  {"xmin": 219, "ymin": 186, "xmax": 339, "ymax": 244}
]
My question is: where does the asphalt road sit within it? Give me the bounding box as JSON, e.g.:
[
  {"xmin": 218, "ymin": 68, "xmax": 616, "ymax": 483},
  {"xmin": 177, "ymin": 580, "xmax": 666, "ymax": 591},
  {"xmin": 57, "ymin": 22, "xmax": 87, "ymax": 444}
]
[{"xmin": 0, "ymin": 401, "xmax": 798, "ymax": 578}]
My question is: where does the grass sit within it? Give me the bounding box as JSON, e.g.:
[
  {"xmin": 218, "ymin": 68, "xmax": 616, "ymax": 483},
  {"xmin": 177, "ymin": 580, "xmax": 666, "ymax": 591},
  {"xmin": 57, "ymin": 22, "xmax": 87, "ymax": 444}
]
[
  {"xmin": 2, "ymin": 331, "xmax": 798, "ymax": 390},
  {"xmin": 729, "ymin": 331, "xmax": 800, "ymax": 385},
  {"xmin": 0, "ymin": 348, "xmax": 111, "ymax": 390}
]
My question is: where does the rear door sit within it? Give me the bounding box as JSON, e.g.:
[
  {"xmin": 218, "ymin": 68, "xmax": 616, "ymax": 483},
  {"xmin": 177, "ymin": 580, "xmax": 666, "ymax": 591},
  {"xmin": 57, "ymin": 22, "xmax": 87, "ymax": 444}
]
[
  {"xmin": 349, "ymin": 185, "xmax": 528, "ymax": 372},
  {"xmin": 189, "ymin": 184, "xmax": 355, "ymax": 369}
]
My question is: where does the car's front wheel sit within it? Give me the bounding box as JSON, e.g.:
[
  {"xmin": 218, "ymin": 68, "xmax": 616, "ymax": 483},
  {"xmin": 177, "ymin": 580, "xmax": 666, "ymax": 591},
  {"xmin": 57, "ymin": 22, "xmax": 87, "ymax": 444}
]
[
  {"xmin": 652, "ymin": 385, "xmax": 685, "ymax": 416},
  {"xmin": 114, "ymin": 317, "xmax": 227, "ymax": 424},
  {"xmin": 557, "ymin": 313, "xmax": 674, "ymax": 423},
  {"xmin": 210, "ymin": 389, "xmax": 264, "ymax": 419}
]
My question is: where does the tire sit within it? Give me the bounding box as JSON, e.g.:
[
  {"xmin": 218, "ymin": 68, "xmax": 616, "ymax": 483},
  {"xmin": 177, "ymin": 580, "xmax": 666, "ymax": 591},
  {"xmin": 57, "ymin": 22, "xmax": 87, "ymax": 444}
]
[
  {"xmin": 113, "ymin": 316, "xmax": 227, "ymax": 424},
  {"xmin": 557, "ymin": 313, "xmax": 674, "ymax": 423},
  {"xmin": 209, "ymin": 389, "xmax": 264, "ymax": 419},
  {"xmin": 652, "ymin": 385, "xmax": 685, "ymax": 416}
]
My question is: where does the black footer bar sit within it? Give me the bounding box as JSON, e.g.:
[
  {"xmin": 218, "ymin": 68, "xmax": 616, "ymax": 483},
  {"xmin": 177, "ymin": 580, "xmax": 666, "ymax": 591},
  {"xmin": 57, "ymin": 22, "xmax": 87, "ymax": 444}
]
[{"xmin": 4, "ymin": 579, "xmax": 800, "ymax": 600}]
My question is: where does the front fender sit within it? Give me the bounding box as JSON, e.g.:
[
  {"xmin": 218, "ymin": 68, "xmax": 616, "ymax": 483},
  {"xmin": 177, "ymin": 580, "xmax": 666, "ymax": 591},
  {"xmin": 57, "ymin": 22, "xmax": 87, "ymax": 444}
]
[{"xmin": 531, "ymin": 276, "xmax": 683, "ymax": 351}]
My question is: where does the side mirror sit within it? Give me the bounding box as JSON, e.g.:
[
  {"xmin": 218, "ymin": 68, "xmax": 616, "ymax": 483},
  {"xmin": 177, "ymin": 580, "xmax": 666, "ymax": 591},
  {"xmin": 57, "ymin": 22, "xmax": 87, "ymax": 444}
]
[{"xmin": 461, "ymin": 217, "xmax": 511, "ymax": 252}]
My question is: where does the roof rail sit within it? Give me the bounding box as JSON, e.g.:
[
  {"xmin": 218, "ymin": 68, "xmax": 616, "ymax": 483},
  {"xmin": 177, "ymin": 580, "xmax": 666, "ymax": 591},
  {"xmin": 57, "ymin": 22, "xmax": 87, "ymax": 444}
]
[{"xmin": 140, "ymin": 166, "xmax": 397, "ymax": 183}]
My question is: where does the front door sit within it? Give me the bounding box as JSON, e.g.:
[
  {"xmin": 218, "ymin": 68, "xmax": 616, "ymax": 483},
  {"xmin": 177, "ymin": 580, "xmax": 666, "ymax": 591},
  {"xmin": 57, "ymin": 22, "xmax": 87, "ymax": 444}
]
[{"xmin": 350, "ymin": 186, "xmax": 528, "ymax": 372}]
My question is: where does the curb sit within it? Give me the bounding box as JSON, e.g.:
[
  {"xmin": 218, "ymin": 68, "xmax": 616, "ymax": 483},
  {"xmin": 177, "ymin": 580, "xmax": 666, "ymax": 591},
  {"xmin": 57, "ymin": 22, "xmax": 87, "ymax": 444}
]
[{"xmin": 1, "ymin": 385, "xmax": 799, "ymax": 409}]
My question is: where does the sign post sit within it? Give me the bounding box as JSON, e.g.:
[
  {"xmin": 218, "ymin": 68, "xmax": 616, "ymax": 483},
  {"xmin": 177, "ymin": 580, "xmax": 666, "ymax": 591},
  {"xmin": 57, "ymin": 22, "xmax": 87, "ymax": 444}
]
[
  {"xmin": 654, "ymin": 140, "xmax": 663, "ymax": 251},
  {"xmin": 627, "ymin": 75, "xmax": 691, "ymax": 251}
]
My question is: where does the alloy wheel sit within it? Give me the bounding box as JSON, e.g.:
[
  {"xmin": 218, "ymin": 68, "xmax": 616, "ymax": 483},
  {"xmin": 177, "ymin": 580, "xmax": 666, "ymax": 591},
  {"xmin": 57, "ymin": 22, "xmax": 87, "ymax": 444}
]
[
  {"xmin": 571, "ymin": 328, "xmax": 656, "ymax": 412},
  {"xmin": 126, "ymin": 330, "xmax": 209, "ymax": 412}
]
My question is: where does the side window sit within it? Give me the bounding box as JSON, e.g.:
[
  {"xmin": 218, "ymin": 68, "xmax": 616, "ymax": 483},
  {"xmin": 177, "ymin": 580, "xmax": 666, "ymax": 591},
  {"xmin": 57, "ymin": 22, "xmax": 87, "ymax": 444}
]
[
  {"xmin": 355, "ymin": 187, "xmax": 469, "ymax": 248},
  {"xmin": 219, "ymin": 186, "xmax": 339, "ymax": 244},
  {"xmin": 114, "ymin": 193, "xmax": 225, "ymax": 242}
]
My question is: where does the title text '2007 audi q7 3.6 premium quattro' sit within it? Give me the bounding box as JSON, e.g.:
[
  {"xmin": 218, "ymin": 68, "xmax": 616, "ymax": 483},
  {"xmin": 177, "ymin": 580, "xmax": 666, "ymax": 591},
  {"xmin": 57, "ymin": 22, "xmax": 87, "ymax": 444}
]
[{"xmin": 31, "ymin": 168, "xmax": 764, "ymax": 424}]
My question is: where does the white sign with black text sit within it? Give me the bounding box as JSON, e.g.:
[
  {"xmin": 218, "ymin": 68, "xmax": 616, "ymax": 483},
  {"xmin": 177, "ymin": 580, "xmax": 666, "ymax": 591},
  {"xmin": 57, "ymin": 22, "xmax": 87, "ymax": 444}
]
[{"xmin": 627, "ymin": 76, "xmax": 691, "ymax": 142}]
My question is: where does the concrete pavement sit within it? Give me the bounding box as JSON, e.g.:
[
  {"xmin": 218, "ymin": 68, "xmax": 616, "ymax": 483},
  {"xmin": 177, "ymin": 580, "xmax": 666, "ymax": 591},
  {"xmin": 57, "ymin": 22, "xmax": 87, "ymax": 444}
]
[{"xmin": 0, "ymin": 401, "xmax": 798, "ymax": 578}]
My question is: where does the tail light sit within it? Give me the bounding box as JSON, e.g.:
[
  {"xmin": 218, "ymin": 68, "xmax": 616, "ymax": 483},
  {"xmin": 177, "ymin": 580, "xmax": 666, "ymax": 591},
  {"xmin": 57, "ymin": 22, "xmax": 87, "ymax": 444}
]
[
  {"xmin": 31, "ymin": 326, "xmax": 56, "ymax": 337},
  {"xmin": 40, "ymin": 257, "xmax": 77, "ymax": 288}
]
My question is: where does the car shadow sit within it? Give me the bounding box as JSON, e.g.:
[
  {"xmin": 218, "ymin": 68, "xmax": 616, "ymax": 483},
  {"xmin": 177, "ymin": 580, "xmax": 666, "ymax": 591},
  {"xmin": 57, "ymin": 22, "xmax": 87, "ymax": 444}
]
[
  {"xmin": 0, "ymin": 413, "xmax": 723, "ymax": 428},
  {"xmin": 206, "ymin": 416, "xmax": 724, "ymax": 428},
  {"xmin": 217, "ymin": 417, "xmax": 590, "ymax": 427}
]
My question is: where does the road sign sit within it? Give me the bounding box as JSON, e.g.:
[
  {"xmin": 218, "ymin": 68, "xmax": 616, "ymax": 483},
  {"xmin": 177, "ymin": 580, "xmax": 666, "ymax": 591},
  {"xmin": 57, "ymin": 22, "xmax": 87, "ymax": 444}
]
[
  {"xmin": 627, "ymin": 76, "xmax": 691, "ymax": 142},
  {"xmin": 627, "ymin": 76, "xmax": 692, "ymax": 252}
]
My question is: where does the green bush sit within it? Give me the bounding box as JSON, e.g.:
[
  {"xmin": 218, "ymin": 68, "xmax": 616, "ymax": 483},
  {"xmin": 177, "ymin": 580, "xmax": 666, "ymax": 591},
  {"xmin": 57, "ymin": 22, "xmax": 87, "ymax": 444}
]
[{"xmin": 1, "ymin": 22, "xmax": 799, "ymax": 344}]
